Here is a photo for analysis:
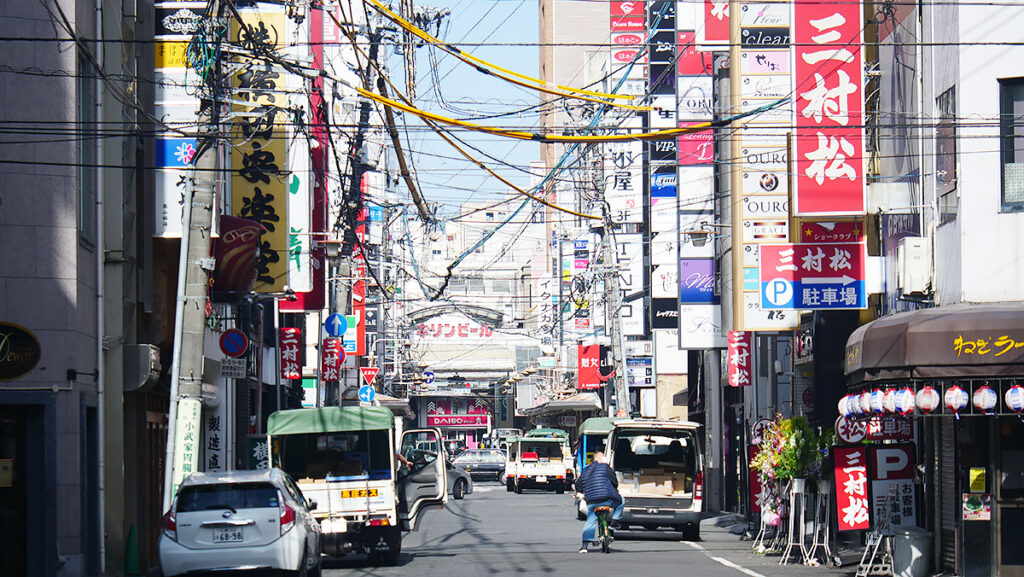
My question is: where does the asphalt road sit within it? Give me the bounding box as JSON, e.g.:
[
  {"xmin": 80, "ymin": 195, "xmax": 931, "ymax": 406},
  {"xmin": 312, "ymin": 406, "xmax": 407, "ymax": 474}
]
[{"xmin": 321, "ymin": 481, "xmax": 763, "ymax": 577}]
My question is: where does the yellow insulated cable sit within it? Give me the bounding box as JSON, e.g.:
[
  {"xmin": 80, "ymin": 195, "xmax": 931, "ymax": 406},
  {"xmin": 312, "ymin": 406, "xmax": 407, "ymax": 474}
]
[
  {"xmin": 361, "ymin": 0, "xmax": 650, "ymax": 110},
  {"xmin": 355, "ymin": 86, "xmax": 715, "ymax": 143}
]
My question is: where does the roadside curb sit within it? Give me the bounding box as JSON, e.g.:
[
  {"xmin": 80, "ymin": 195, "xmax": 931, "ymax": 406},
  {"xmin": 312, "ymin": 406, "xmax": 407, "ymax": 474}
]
[{"xmin": 695, "ymin": 514, "xmax": 859, "ymax": 577}]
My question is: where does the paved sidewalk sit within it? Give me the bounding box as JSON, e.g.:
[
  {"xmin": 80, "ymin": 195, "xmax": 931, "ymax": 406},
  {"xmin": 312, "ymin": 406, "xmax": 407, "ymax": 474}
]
[{"xmin": 692, "ymin": 514, "xmax": 862, "ymax": 577}]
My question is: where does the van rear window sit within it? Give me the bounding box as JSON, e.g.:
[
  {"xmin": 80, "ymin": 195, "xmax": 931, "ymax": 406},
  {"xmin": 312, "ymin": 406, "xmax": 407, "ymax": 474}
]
[
  {"xmin": 177, "ymin": 482, "xmax": 280, "ymax": 512},
  {"xmin": 611, "ymin": 429, "xmax": 697, "ymax": 475}
]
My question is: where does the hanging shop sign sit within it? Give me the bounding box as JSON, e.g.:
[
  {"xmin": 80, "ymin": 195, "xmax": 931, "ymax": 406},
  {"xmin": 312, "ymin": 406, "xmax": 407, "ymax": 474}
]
[
  {"xmin": 0, "ymin": 322, "xmax": 41, "ymax": 381},
  {"xmin": 319, "ymin": 338, "xmax": 344, "ymax": 382},
  {"xmin": 231, "ymin": 8, "xmax": 289, "ymax": 293},
  {"xmin": 726, "ymin": 331, "xmax": 753, "ymax": 387},
  {"xmin": 279, "ymin": 328, "xmax": 301, "ymax": 380},
  {"xmin": 760, "ymin": 242, "xmax": 867, "ymax": 310}
]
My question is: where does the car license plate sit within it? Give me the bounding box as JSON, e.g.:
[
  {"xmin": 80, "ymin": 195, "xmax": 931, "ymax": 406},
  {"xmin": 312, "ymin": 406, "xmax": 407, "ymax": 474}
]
[
  {"xmin": 212, "ymin": 527, "xmax": 243, "ymax": 543},
  {"xmin": 536, "ymin": 476, "xmax": 548, "ymax": 483}
]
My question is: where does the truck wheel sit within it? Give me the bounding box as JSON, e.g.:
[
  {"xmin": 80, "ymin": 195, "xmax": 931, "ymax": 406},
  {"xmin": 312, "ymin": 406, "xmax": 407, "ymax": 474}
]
[
  {"xmin": 555, "ymin": 485, "xmax": 565, "ymax": 494},
  {"xmin": 506, "ymin": 478, "xmax": 514, "ymax": 492},
  {"xmin": 682, "ymin": 525, "xmax": 700, "ymax": 541},
  {"xmin": 515, "ymin": 480, "xmax": 523, "ymax": 494}
]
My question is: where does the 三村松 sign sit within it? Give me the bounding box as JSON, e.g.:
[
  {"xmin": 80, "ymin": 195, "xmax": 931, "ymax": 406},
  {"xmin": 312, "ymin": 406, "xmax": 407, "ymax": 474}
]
[{"xmin": 427, "ymin": 414, "xmax": 489, "ymax": 427}]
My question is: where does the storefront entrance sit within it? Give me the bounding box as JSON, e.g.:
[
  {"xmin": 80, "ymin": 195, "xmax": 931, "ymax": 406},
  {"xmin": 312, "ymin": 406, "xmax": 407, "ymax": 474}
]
[
  {"xmin": 997, "ymin": 418, "xmax": 1024, "ymax": 576},
  {"xmin": 0, "ymin": 405, "xmax": 46, "ymax": 575}
]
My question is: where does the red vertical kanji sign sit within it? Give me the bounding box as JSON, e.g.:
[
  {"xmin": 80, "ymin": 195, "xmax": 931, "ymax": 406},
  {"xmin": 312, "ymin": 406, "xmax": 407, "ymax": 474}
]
[
  {"xmin": 834, "ymin": 446, "xmax": 871, "ymax": 531},
  {"xmin": 279, "ymin": 328, "xmax": 301, "ymax": 380},
  {"xmin": 726, "ymin": 331, "xmax": 752, "ymax": 387}
]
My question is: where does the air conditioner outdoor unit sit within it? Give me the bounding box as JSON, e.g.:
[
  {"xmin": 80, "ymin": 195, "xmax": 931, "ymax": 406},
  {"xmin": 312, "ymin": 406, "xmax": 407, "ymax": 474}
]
[{"xmin": 897, "ymin": 237, "xmax": 931, "ymax": 295}]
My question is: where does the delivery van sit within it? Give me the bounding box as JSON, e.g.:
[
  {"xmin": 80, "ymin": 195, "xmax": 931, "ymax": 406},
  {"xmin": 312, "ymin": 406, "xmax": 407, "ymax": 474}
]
[{"xmin": 606, "ymin": 419, "xmax": 704, "ymax": 540}]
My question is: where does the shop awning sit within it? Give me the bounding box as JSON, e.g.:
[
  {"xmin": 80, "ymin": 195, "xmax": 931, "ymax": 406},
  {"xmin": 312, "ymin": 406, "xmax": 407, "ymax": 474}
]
[
  {"xmin": 845, "ymin": 304, "xmax": 1024, "ymax": 384},
  {"xmin": 521, "ymin": 392, "xmax": 603, "ymax": 417}
]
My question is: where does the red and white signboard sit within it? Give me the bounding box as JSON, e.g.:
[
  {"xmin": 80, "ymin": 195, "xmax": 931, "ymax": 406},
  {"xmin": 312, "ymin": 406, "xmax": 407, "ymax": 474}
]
[
  {"xmin": 279, "ymin": 328, "xmax": 301, "ymax": 380},
  {"xmin": 320, "ymin": 338, "xmax": 344, "ymax": 382},
  {"xmin": 866, "ymin": 416, "xmax": 914, "ymax": 441},
  {"xmin": 427, "ymin": 414, "xmax": 489, "ymax": 427},
  {"xmin": 835, "ymin": 415, "xmax": 867, "ymax": 444},
  {"xmin": 800, "ymin": 221, "xmax": 865, "ymax": 243},
  {"xmin": 678, "ymin": 123, "xmax": 714, "ymax": 165},
  {"xmin": 578, "ymin": 344, "xmax": 612, "ymax": 390},
  {"xmin": 870, "ymin": 444, "xmax": 917, "ymax": 532},
  {"xmin": 834, "ymin": 446, "xmax": 871, "ymax": 531},
  {"xmin": 360, "ymin": 366, "xmax": 379, "ymax": 387},
  {"xmin": 726, "ymin": 331, "xmax": 752, "ymax": 387},
  {"xmin": 698, "ymin": 0, "xmax": 730, "ymax": 49},
  {"xmin": 793, "ymin": 1, "xmax": 866, "ymax": 215},
  {"xmin": 677, "ymin": 31, "xmax": 713, "ymax": 76},
  {"xmin": 610, "ymin": 1, "xmax": 644, "ymax": 17}
]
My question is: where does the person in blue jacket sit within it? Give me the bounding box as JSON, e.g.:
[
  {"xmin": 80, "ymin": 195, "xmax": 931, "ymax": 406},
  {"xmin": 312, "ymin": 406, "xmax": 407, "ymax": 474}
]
[{"xmin": 574, "ymin": 451, "xmax": 623, "ymax": 553}]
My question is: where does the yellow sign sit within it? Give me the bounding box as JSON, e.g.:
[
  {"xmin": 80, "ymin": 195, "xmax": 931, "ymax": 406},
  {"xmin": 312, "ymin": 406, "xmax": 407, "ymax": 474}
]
[
  {"xmin": 340, "ymin": 489, "xmax": 379, "ymax": 498},
  {"xmin": 970, "ymin": 467, "xmax": 987, "ymax": 492},
  {"xmin": 231, "ymin": 10, "xmax": 288, "ymax": 292},
  {"xmin": 154, "ymin": 42, "xmax": 188, "ymax": 68}
]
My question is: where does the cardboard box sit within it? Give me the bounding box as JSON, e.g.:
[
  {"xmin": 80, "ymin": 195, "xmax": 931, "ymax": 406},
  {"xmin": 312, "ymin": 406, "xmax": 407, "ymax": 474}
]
[{"xmin": 672, "ymin": 475, "xmax": 691, "ymax": 495}]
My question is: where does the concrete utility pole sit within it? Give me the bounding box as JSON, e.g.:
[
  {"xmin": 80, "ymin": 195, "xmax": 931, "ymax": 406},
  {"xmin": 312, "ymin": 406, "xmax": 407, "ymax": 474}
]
[
  {"xmin": 163, "ymin": 2, "xmax": 223, "ymax": 512},
  {"xmin": 163, "ymin": 106, "xmax": 220, "ymax": 511},
  {"xmin": 601, "ymin": 212, "xmax": 629, "ymax": 417}
]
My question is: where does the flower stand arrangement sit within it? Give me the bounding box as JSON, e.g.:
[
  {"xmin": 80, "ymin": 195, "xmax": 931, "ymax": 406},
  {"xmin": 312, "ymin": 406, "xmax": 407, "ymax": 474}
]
[{"xmin": 750, "ymin": 415, "xmax": 827, "ymax": 565}]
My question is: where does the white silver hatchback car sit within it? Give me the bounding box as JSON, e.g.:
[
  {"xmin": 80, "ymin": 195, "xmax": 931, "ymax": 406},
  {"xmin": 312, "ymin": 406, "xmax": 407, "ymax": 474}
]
[{"xmin": 159, "ymin": 469, "xmax": 322, "ymax": 576}]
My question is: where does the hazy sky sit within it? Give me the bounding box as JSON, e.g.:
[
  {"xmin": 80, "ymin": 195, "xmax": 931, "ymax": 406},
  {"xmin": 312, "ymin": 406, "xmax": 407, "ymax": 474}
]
[{"xmin": 387, "ymin": 0, "xmax": 541, "ymax": 212}]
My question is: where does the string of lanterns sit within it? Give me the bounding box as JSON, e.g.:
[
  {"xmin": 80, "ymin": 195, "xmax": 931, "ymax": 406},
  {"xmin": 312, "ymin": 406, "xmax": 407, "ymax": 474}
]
[{"xmin": 838, "ymin": 381, "xmax": 1024, "ymax": 418}]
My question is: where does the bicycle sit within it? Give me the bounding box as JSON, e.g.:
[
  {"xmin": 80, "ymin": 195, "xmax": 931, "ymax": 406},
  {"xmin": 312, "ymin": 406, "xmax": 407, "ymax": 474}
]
[{"xmin": 594, "ymin": 506, "xmax": 614, "ymax": 553}]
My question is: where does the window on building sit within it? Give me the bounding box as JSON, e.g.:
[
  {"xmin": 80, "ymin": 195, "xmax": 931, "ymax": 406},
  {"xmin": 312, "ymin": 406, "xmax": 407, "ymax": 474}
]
[
  {"xmin": 78, "ymin": 52, "xmax": 97, "ymax": 246},
  {"xmin": 467, "ymin": 276, "xmax": 485, "ymax": 293},
  {"xmin": 936, "ymin": 87, "xmax": 958, "ymax": 223},
  {"xmin": 432, "ymin": 249, "xmax": 442, "ymax": 256},
  {"xmin": 1000, "ymin": 78, "xmax": 1024, "ymax": 211},
  {"xmin": 491, "ymin": 279, "xmax": 511, "ymax": 294},
  {"xmin": 449, "ymin": 277, "xmax": 466, "ymax": 292}
]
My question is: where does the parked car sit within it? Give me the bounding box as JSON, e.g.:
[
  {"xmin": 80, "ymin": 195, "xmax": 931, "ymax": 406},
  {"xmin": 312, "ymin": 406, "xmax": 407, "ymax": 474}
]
[
  {"xmin": 159, "ymin": 468, "xmax": 322, "ymax": 577},
  {"xmin": 446, "ymin": 461, "xmax": 473, "ymax": 500},
  {"xmin": 452, "ymin": 449, "xmax": 507, "ymax": 482}
]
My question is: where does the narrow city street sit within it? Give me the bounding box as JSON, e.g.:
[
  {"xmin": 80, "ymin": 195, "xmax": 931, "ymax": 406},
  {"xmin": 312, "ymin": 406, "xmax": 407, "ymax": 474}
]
[{"xmin": 320, "ymin": 482, "xmax": 851, "ymax": 577}]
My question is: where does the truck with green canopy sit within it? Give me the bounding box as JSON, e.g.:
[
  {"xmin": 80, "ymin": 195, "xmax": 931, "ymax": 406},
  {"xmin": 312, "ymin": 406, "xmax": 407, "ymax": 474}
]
[{"xmin": 267, "ymin": 406, "xmax": 446, "ymax": 565}]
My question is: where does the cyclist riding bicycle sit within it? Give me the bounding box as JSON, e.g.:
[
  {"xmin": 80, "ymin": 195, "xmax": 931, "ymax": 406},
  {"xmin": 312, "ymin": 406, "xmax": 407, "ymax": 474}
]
[{"xmin": 573, "ymin": 451, "xmax": 623, "ymax": 553}]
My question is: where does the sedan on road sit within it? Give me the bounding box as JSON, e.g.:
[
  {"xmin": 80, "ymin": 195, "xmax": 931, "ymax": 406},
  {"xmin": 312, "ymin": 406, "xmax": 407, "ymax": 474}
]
[
  {"xmin": 447, "ymin": 461, "xmax": 474, "ymax": 500},
  {"xmin": 452, "ymin": 449, "xmax": 507, "ymax": 482},
  {"xmin": 159, "ymin": 468, "xmax": 322, "ymax": 577}
]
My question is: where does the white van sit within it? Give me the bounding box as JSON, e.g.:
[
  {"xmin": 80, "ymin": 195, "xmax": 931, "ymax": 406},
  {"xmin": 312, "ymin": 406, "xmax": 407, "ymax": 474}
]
[{"xmin": 606, "ymin": 419, "xmax": 704, "ymax": 540}]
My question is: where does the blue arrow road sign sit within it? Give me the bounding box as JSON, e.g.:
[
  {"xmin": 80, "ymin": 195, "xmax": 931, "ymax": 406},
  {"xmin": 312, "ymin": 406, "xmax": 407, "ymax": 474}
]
[
  {"xmin": 358, "ymin": 385, "xmax": 376, "ymax": 403},
  {"xmin": 324, "ymin": 313, "xmax": 348, "ymax": 337},
  {"xmin": 423, "ymin": 370, "xmax": 435, "ymax": 385}
]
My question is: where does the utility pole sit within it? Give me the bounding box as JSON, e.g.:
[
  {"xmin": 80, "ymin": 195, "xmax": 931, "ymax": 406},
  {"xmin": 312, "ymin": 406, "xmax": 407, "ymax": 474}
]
[
  {"xmin": 163, "ymin": 2, "xmax": 223, "ymax": 511},
  {"xmin": 601, "ymin": 211, "xmax": 629, "ymax": 418}
]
